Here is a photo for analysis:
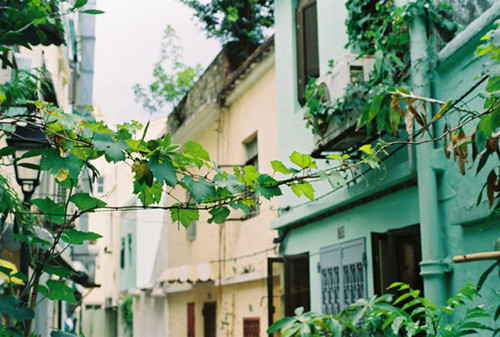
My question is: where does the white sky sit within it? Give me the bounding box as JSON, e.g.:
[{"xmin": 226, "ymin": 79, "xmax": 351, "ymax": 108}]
[{"xmin": 93, "ymin": 0, "xmax": 221, "ymax": 125}]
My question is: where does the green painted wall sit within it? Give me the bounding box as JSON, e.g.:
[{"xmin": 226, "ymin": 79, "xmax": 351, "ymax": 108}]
[{"xmin": 274, "ymin": 0, "xmax": 500, "ymax": 325}]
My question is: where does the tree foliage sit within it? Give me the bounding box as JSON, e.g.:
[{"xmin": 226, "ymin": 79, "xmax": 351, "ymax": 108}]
[
  {"xmin": 179, "ymin": 0, "xmax": 274, "ymax": 60},
  {"xmin": 133, "ymin": 25, "xmax": 203, "ymax": 114}
]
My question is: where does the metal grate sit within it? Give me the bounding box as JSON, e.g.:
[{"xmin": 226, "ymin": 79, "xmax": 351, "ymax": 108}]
[
  {"xmin": 320, "ymin": 238, "xmax": 366, "ymax": 315},
  {"xmin": 243, "ymin": 318, "xmax": 260, "ymax": 337}
]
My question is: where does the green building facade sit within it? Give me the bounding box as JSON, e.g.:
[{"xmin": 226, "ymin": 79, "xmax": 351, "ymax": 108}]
[{"xmin": 272, "ymin": 0, "xmax": 500, "ymax": 326}]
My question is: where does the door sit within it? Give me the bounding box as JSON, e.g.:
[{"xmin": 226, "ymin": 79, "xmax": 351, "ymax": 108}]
[
  {"xmin": 203, "ymin": 302, "xmax": 216, "ymax": 337},
  {"xmin": 284, "ymin": 253, "xmax": 310, "ymax": 316},
  {"xmin": 372, "ymin": 224, "xmax": 423, "ymax": 295}
]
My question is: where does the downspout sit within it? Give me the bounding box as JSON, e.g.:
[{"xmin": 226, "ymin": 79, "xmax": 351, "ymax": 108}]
[{"xmin": 410, "ymin": 16, "xmax": 451, "ymax": 306}]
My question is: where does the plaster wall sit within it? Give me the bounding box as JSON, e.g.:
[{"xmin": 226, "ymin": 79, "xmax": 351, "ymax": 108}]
[
  {"xmin": 166, "ymin": 63, "xmax": 279, "ymax": 278},
  {"xmin": 168, "ymin": 279, "xmax": 271, "ymax": 337},
  {"xmin": 133, "ymin": 294, "xmax": 168, "ymax": 337},
  {"xmin": 274, "ymin": 0, "xmax": 500, "ymax": 323}
]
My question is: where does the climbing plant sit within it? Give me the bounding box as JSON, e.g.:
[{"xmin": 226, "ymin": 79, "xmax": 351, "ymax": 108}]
[{"xmin": 303, "ymin": 1, "xmax": 500, "ymax": 219}]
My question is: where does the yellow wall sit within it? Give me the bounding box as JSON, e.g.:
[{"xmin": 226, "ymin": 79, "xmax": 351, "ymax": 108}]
[{"xmin": 164, "ymin": 55, "xmax": 279, "ymax": 337}]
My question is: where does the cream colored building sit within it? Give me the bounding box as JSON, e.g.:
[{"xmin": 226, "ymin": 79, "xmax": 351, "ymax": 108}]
[
  {"xmin": 133, "ymin": 38, "xmax": 281, "ymax": 337},
  {"xmin": 80, "ymin": 116, "xmax": 168, "ymax": 337}
]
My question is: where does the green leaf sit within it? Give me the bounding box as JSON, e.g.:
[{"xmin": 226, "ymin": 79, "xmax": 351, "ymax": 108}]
[
  {"xmin": 208, "ymin": 206, "xmax": 230, "ymax": 224},
  {"xmin": 181, "ymin": 176, "xmax": 215, "ymax": 202},
  {"xmin": 290, "ymin": 151, "xmax": 317, "ymax": 169},
  {"xmin": 271, "ymin": 160, "xmax": 293, "ymax": 175},
  {"xmin": 43, "ymin": 280, "xmax": 77, "ymax": 303},
  {"xmin": 133, "ymin": 180, "xmax": 163, "ymax": 206},
  {"xmin": 93, "ymin": 132, "xmax": 129, "ymax": 162},
  {"xmin": 72, "ymin": 0, "xmax": 88, "ymax": 9},
  {"xmin": 81, "ymin": 9, "xmax": 105, "ymax": 14},
  {"xmin": 0, "ymin": 296, "xmax": 35, "ymax": 321},
  {"xmin": 213, "ymin": 174, "xmax": 245, "ymax": 194},
  {"xmin": 31, "ymin": 197, "xmax": 66, "ymax": 225},
  {"xmin": 319, "ymin": 171, "xmax": 344, "ymax": 188},
  {"xmin": 185, "ymin": 141, "xmax": 210, "ymax": 161},
  {"xmin": 51, "ymin": 331, "xmax": 78, "ymax": 337},
  {"xmin": 255, "ymin": 174, "xmax": 282, "ymax": 200},
  {"xmin": 70, "ymin": 193, "xmax": 106, "ymax": 212},
  {"xmin": 290, "ymin": 181, "xmax": 315, "ymax": 201},
  {"xmin": 40, "ymin": 148, "xmax": 84, "ymax": 186},
  {"xmin": 43, "ymin": 264, "xmax": 71, "ymax": 279},
  {"xmin": 477, "ymin": 262, "xmax": 497, "ymax": 291},
  {"xmin": 170, "ymin": 206, "xmax": 199, "ymax": 228},
  {"xmin": 61, "ymin": 228, "xmax": 102, "ymax": 245},
  {"xmin": 147, "ymin": 154, "xmax": 177, "ymax": 187},
  {"xmin": 0, "ymin": 146, "xmax": 17, "ymax": 158}
]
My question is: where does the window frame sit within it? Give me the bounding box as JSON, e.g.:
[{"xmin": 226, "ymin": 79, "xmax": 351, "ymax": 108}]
[{"xmin": 296, "ymin": 0, "xmax": 319, "ymax": 104}]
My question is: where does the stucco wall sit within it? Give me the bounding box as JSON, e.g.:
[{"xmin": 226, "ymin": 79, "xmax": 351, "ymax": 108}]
[
  {"xmin": 274, "ymin": 0, "xmax": 500, "ymax": 324},
  {"xmin": 168, "ymin": 279, "xmax": 271, "ymax": 337}
]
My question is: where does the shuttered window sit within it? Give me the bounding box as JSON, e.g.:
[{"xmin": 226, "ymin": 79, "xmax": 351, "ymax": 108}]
[
  {"xmin": 319, "ymin": 238, "xmax": 366, "ymax": 315},
  {"xmin": 187, "ymin": 302, "xmax": 195, "ymax": 337},
  {"xmin": 296, "ymin": 0, "xmax": 319, "ymax": 104},
  {"xmin": 243, "ymin": 318, "xmax": 260, "ymax": 337}
]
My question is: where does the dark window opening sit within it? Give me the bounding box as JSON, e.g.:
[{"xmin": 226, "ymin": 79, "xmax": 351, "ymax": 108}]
[
  {"xmin": 203, "ymin": 302, "xmax": 216, "ymax": 337},
  {"xmin": 372, "ymin": 224, "xmax": 423, "ymax": 295},
  {"xmin": 284, "ymin": 253, "xmax": 310, "ymax": 316},
  {"xmin": 120, "ymin": 238, "xmax": 125, "ymax": 269},
  {"xmin": 128, "ymin": 234, "xmax": 133, "ymax": 265},
  {"xmin": 296, "ymin": 0, "xmax": 319, "ymax": 104}
]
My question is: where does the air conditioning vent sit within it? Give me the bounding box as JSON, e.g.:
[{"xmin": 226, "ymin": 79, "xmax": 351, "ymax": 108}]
[{"xmin": 313, "ymin": 54, "xmax": 374, "ymax": 154}]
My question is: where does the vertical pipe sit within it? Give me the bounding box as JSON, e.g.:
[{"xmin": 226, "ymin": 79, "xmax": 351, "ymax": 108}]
[{"xmin": 410, "ymin": 16, "xmax": 450, "ymax": 306}]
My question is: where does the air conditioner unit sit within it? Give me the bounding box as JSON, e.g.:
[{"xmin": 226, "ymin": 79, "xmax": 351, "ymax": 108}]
[{"xmin": 313, "ymin": 54, "xmax": 375, "ymax": 154}]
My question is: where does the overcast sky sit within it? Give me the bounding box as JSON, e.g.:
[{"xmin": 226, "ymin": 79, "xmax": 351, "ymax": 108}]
[{"xmin": 93, "ymin": 0, "xmax": 221, "ymax": 125}]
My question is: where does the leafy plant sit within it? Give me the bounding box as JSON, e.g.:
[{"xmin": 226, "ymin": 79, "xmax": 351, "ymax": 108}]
[
  {"xmin": 120, "ymin": 294, "xmax": 133, "ymax": 336},
  {"xmin": 268, "ymin": 275, "xmax": 498, "ymax": 337},
  {"xmin": 133, "ymin": 25, "xmax": 203, "ymax": 114},
  {"xmin": 179, "ymin": 0, "xmax": 274, "ymax": 61}
]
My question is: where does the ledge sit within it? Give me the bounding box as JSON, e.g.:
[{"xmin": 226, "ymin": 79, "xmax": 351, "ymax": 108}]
[
  {"xmin": 272, "ymin": 160, "xmax": 415, "ymax": 230},
  {"xmin": 162, "ymin": 270, "xmax": 267, "ymax": 294},
  {"xmin": 437, "ymin": 3, "xmax": 500, "ymax": 68}
]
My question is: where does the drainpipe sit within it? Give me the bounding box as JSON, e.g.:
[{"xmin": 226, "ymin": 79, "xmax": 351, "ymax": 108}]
[{"xmin": 410, "ymin": 16, "xmax": 451, "ymax": 306}]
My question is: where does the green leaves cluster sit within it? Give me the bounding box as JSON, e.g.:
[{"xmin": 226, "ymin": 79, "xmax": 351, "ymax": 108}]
[
  {"xmin": 179, "ymin": 0, "xmax": 274, "ymax": 60},
  {"xmin": 268, "ymin": 276, "xmax": 498, "ymax": 337},
  {"xmin": 305, "ymin": 0, "xmax": 459, "ymax": 136},
  {"xmin": 133, "ymin": 25, "xmax": 203, "ymax": 114}
]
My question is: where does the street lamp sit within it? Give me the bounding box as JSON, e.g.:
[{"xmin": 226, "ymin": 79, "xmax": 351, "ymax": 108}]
[
  {"xmin": 6, "ymin": 123, "xmax": 48, "ymax": 202},
  {"xmin": 6, "ymin": 122, "xmax": 48, "ymax": 293}
]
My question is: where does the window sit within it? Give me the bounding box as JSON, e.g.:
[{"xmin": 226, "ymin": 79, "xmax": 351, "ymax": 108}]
[
  {"xmin": 319, "ymin": 238, "xmax": 366, "ymax": 315},
  {"xmin": 187, "ymin": 303, "xmax": 195, "ymax": 337},
  {"xmin": 186, "ymin": 192, "xmax": 197, "ymax": 240},
  {"xmin": 202, "ymin": 302, "xmax": 216, "ymax": 337},
  {"xmin": 372, "ymin": 225, "xmax": 423, "ymax": 296},
  {"xmin": 96, "ymin": 176, "xmax": 104, "ymax": 194},
  {"xmin": 284, "ymin": 253, "xmax": 310, "ymax": 316},
  {"xmin": 128, "ymin": 234, "xmax": 133, "ymax": 265},
  {"xmin": 245, "ymin": 137, "xmax": 259, "ymax": 218},
  {"xmin": 243, "ymin": 318, "xmax": 260, "ymax": 337},
  {"xmin": 296, "ymin": 0, "xmax": 319, "ymax": 104},
  {"xmin": 120, "ymin": 238, "xmax": 125, "ymax": 269}
]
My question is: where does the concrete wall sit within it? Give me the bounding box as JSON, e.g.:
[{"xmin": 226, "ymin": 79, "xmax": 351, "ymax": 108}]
[
  {"xmin": 168, "ymin": 279, "xmax": 270, "ymax": 337},
  {"xmin": 81, "ymin": 308, "xmax": 117, "ymax": 337}
]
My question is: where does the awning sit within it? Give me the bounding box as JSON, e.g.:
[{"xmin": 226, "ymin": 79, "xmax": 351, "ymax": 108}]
[{"xmin": 159, "ymin": 262, "xmax": 215, "ymax": 284}]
